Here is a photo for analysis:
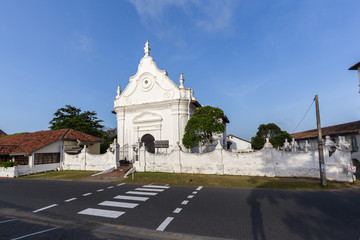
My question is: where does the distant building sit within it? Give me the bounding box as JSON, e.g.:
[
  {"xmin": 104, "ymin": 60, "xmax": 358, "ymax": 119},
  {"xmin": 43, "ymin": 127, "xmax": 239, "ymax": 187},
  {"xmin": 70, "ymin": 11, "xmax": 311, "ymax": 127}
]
[
  {"xmin": 349, "ymin": 61, "xmax": 360, "ymax": 93},
  {"xmin": 226, "ymin": 134, "xmax": 252, "ymax": 152},
  {"xmin": 291, "ymin": 120, "xmax": 360, "ymax": 177}
]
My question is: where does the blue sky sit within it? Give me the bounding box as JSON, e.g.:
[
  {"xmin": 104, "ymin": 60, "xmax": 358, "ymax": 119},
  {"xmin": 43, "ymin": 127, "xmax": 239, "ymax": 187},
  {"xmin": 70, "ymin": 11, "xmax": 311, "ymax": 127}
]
[{"xmin": 1, "ymin": 0, "xmax": 360, "ymax": 141}]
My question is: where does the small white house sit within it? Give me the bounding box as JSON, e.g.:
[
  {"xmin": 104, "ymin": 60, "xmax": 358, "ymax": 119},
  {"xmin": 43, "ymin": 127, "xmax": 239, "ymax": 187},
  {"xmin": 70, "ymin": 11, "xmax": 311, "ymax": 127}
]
[
  {"xmin": 0, "ymin": 129, "xmax": 102, "ymax": 176},
  {"xmin": 226, "ymin": 134, "xmax": 252, "ymax": 152}
]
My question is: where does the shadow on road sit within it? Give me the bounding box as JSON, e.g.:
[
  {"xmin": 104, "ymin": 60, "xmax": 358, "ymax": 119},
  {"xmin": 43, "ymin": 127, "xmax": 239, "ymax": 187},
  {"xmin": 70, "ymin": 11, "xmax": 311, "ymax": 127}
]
[{"xmin": 246, "ymin": 187, "xmax": 360, "ymax": 240}]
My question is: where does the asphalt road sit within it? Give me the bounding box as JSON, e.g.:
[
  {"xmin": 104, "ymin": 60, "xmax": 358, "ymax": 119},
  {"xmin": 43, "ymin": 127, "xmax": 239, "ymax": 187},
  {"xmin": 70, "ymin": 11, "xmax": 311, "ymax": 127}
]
[{"xmin": 0, "ymin": 178, "xmax": 359, "ymax": 240}]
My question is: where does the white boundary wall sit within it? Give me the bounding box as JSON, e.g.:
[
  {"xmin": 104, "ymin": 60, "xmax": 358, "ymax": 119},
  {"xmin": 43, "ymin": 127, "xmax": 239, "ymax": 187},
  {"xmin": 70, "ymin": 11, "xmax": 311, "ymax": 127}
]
[
  {"xmin": 62, "ymin": 148, "xmax": 117, "ymax": 171},
  {"xmin": 0, "ymin": 167, "xmax": 18, "ymax": 178},
  {"xmin": 134, "ymin": 143, "xmax": 354, "ymax": 182}
]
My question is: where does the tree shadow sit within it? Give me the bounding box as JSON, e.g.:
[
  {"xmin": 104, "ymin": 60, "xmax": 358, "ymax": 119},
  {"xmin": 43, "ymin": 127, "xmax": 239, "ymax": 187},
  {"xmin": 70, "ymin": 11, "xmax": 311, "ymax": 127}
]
[{"xmin": 246, "ymin": 187, "xmax": 360, "ymax": 240}]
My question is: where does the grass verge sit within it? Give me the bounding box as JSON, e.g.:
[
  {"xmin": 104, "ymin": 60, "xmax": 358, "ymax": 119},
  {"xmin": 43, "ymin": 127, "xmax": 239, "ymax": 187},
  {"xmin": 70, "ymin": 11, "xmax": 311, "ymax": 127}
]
[
  {"xmin": 122, "ymin": 172, "xmax": 360, "ymax": 190},
  {"xmin": 20, "ymin": 170, "xmax": 100, "ymax": 181}
]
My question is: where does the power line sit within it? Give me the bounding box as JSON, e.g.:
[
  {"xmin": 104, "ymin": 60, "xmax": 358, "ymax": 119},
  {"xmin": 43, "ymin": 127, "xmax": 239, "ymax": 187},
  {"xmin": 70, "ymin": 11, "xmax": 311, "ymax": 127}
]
[{"xmin": 292, "ymin": 99, "xmax": 315, "ymax": 133}]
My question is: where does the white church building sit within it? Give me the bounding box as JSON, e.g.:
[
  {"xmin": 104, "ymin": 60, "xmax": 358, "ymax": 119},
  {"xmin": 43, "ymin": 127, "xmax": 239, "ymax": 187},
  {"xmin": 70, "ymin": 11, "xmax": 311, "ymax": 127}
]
[{"xmin": 113, "ymin": 41, "xmax": 228, "ymax": 160}]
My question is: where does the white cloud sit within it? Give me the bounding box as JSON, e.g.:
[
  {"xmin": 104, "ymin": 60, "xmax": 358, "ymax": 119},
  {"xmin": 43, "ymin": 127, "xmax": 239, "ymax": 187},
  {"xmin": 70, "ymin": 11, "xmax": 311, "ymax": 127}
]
[
  {"xmin": 71, "ymin": 32, "xmax": 94, "ymax": 53},
  {"xmin": 129, "ymin": 0, "xmax": 237, "ymax": 34},
  {"xmin": 193, "ymin": 0, "xmax": 235, "ymax": 32}
]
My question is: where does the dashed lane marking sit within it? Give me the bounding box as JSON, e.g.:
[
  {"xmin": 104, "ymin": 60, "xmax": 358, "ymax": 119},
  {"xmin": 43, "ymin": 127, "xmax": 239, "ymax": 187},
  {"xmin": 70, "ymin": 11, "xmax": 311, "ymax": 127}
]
[
  {"xmin": 82, "ymin": 193, "xmax": 92, "ymax": 196},
  {"xmin": 196, "ymin": 186, "xmax": 203, "ymax": 191},
  {"xmin": 187, "ymin": 195, "xmax": 194, "ymax": 199},
  {"xmin": 33, "ymin": 204, "xmax": 58, "ymax": 213},
  {"xmin": 126, "ymin": 191, "xmax": 158, "ymax": 196},
  {"xmin": 0, "ymin": 219, "xmax": 18, "ymax": 224},
  {"xmin": 192, "ymin": 191, "xmax": 198, "ymax": 194},
  {"xmin": 173, "ymin": 208, "xmax": 182, "ymax": 213},
  {"xmin": 114, "ymin": 195, "xmax": 149, "ymax": 201},
  {"xmin": 134, "ymin": 188, "xmax": 164, "ymax": 192},
  {"xmin": 10, "ymin": 227, "xmax": 59, "ymax": 240},
  {"xmin": 117, "ymin": 183, "xmax": 125, "ymax": 186},
  {"xmin": 65, "ymin": 198, "xmax": 77, "ymax": 202},
  {"xmin": 156, "ymin": 217, "xmax": 174, "ymax": 231},
  {"xmin": 107, "ymin": 186, "xmax": 114, "ymax": 189},
  {"xmin": 181, "ymin": 200, "xmax": 189, "ymax": 205},
  {"xmin": 142, "ymin": 185, "xmax": 169, "ymax": 189},
  {"xmin": 97, "ymin": 189, "xmax": 104, "ymax": 192},
  {"xmin": 78, "ymin": 208, "xmax": 125, "ymax": 218},
  {"xmin": 99, "ymin": 201, "xmax": 138, "ymax": 209}
]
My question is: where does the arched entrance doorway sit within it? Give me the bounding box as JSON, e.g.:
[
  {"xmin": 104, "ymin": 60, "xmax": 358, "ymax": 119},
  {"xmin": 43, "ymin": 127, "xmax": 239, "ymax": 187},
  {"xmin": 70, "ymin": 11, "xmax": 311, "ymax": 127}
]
[
  {"xmin": 141, "ymin": 134, "xmax": 155, "ymax": 153},
  {"xmin": 352, "ymin": 159, "xmax": 360, "ymax": 179}
]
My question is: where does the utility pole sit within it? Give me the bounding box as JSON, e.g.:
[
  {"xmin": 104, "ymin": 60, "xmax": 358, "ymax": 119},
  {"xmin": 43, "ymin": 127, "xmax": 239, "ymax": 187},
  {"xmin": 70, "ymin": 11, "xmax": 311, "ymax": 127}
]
[{"xmin": 315, "ymin": 95, "xmax": 327, "ymax": 186}]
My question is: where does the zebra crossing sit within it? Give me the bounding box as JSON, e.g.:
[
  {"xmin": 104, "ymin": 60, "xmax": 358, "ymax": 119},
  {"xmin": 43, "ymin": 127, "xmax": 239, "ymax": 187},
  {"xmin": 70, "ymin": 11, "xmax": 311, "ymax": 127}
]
[{"xmin": 78, "ymin": 184, "xmax": 169, "ymax": 219}]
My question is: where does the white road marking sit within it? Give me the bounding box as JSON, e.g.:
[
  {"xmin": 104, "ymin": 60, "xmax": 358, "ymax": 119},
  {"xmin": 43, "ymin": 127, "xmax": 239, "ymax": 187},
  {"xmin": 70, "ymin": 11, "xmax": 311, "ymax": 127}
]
[
  {"xmin": 65, "ymin": 198, "xmax": 77, "ymax": 202},
  {"xmin": 97, "ymin": 189, "xmax": 104, "ymax": 192},
  {"xmin": 192, "ymin": 191, "xmax": 198, "ymax": 194},
  {"xmin": 99, "ymin": 201, "xmax": 138, "ymax": 209},
  {"xmin": 181, "ymin": 200, "xmax": 189, "ymax": 205},
  {"xmin": 83, "ymin": 193, "xmax": 92, "ymax": 196},
  {"xmin": 135, "ymin": 188, "xmax": 164, "ymax": 192},
  {"xmin": 126, "ymin": 191, "xmax": 158, "ymax": 196},
  {"xmin": 156, "ymin": 217, "xmax": 174, "ymax": 231},
  {"xmin": 10, "ymin": 227, "xmax": 59, "ymax": 240},
  {"xmin": 173, "ymin": 208, "xmax": 182, "ymax": 213},
  {"xmin": 0, "ymin": 219, "xmax": 17, "ymax": 224},
  {"xmin": 32, "ymin": 204, "xmax": 58, "ymax": 213},
  {"xmin": 142, "ymin": 185, "xmax": 169, "ymax": 189},
  {"xmin": 114, "ymin": 195, "xmax": 149, "ymax": 201},
  {"xmin": 196, "ymin": 186, "xmax": 203, "ymax": 191},
  {"xmin": 78, "ymin": 208, "xmax": 125, "ymax": 218},
  {"xmin": 107, "ymin": 186, "xmax": 114, "ymax": 189},
  {"xmin": 187, "ymin": 195, "xmax": 194, "ymax": 199},
  {"xmin": 117, "ymin": 183, "xmax": 125, "ymax": 186}
]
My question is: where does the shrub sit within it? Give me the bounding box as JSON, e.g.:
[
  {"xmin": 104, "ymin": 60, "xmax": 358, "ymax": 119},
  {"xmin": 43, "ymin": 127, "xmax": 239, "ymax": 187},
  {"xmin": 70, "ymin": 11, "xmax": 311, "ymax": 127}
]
[{"xmin": 1, "ymin": 161, "xmax": 18, "ymax": 168}]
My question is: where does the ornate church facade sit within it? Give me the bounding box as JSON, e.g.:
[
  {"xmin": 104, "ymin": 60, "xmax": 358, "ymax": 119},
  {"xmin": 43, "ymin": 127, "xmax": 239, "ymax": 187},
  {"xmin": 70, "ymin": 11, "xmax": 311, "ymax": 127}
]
[{"xmin": 114, "ymin": 42, "xmax": 226, "ymax": 160}]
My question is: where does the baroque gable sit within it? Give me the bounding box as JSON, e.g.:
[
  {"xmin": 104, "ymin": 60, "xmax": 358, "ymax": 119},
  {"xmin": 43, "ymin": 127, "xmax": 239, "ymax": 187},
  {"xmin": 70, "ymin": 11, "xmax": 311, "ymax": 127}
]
[{"xmin": 114, "ymin": 41, "xmax": 187, "ymax": 107}]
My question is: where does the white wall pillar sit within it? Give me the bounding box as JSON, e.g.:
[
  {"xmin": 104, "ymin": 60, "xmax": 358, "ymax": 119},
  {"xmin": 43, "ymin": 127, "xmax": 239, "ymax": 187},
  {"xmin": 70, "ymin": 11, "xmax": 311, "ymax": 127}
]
[
  {"xmin": 116, "ymin": 108, "xmax": 125, "ymax": 147},
  {"xmin": 29, "ymin": 154, "xmax": 34, "ymax": 170}
]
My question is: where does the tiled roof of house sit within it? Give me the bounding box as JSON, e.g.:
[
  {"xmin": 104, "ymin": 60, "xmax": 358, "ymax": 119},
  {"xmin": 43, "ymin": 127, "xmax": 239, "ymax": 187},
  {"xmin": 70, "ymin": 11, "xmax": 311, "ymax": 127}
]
[
  {"xmin": 227, "ymin": 134, "xmax": 250, "ymax": 143},
  {"xmin": 291, "ymin": 120, "xmax": 360, "ymax": 140},
  {"xmin": 0, "ymin": 129, "xmax": 102, "ymax": 155}
]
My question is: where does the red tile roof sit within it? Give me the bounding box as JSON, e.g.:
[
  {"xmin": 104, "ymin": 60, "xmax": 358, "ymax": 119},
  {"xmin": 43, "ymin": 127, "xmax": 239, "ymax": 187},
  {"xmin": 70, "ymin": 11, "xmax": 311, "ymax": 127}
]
[
  {"xmin": 0, "ymin": 129, "xmax": 102, "ymax": 155},
  {"xmin": 291, "ymin": 120, "xmax": 360, "ymax": 140}
]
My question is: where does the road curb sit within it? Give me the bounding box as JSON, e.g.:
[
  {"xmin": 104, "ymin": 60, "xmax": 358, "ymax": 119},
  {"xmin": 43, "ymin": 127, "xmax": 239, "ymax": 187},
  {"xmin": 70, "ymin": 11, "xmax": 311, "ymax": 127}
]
[{"xmin": 94, "ymin": 223, "xmax": 231, "ymax": 240}]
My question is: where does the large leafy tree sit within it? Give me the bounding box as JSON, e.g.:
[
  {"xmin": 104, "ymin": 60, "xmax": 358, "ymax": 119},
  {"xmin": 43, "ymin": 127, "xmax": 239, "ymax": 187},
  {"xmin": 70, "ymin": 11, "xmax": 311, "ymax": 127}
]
[
  {"xmin": 182, "ymin": 106, "xmax": 226, "ymax": 152},
  {"xmin": 49, "ymin": 105, "xmax": 115, "ymax": 153},
  {"xmin": 49, "ymin": 105, "xmax": 104, "ymax": 137},
  {"xmin": 251, "ymin": 123, "xmax": 292, "ymax": 150}
]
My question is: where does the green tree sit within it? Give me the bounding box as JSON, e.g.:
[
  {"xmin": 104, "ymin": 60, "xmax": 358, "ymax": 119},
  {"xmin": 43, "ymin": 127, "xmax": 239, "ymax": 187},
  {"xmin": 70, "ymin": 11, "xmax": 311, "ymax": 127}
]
[
  {"xmin": 251, "ymin": 123, "xmax": 292, "ymax": 150},
  {"xmin": 182, "ymin": 106, "xmax": 226, "ymax": 152},
  {"xmin": 49, "ymin": 105, "xmax": 104, "ymax": 137},
  {"xmin": 49, "ymin": 105, "xmax": 115, "ymax": 153},
  {"xmin": 100, "ymin": 128, "xmax": 117, "ymax": 154}
]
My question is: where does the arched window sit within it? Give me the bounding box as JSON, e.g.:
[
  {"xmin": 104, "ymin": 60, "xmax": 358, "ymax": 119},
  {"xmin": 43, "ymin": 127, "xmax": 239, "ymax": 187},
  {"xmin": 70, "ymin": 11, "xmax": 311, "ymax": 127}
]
[{"xmin": 351, "ymin": 136, "xmax": 358, "ymax": 152}]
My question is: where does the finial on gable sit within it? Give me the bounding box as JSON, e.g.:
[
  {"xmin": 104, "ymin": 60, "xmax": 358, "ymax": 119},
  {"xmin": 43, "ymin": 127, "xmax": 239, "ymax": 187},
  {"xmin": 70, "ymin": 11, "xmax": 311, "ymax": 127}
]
[
  {"xmin": 117, "ymin": 85, "xmax": 121, "ymax": 97},
  {"xmin": 144, "ymin": 41, "xmax": 151, "ymax": 56},
  {"xmin": 179, "ymin": 73, "xmax": 185, "ymax": 88}
]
